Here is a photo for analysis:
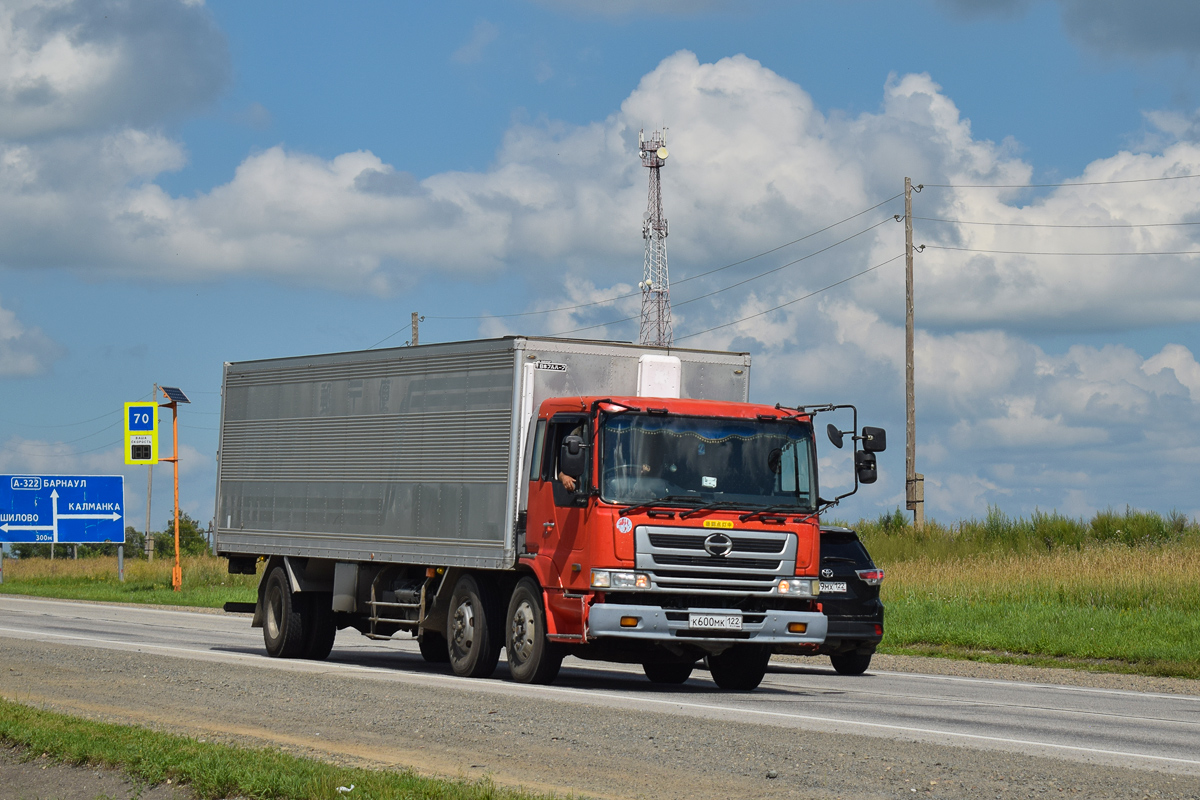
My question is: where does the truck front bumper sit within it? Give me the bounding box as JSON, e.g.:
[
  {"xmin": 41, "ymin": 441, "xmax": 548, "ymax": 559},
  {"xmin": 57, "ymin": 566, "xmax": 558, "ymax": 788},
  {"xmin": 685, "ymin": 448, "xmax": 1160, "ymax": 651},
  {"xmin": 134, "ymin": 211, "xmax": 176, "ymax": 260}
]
[{"xmin": 587, "ymin": 604, "xmax": 827, "ymax": 646}]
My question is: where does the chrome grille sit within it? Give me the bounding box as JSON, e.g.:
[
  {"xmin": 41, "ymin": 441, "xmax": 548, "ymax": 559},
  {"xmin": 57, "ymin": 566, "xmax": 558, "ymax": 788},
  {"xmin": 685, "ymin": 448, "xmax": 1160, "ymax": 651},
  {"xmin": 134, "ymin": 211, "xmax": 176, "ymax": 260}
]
[{"xmin": 635, "ymin": 525, "xmax": 796, "ymax": 594}]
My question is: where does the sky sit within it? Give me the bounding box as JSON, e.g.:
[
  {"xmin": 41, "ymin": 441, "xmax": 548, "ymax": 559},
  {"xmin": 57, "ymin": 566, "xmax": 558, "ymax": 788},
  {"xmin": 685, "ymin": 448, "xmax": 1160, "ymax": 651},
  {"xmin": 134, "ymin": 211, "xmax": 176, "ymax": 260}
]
[{"xmin": 2, "ymin": 0, "xmax": 1200, "ymax": 539}]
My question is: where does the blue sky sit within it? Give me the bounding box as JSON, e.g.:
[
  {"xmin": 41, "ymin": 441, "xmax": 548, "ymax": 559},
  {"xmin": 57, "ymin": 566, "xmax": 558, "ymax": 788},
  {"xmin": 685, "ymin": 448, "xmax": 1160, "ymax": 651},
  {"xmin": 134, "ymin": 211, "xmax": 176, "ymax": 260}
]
[{"xmin": 2, "ymin": 0, "xmax": 1200, "ymax": 536}]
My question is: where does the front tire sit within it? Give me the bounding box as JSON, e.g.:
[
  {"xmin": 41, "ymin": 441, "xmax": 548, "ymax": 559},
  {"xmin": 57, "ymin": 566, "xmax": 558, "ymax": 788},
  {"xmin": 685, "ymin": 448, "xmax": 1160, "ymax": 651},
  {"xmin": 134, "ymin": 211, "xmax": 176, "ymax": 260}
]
[
  {"xmin": 263, "ymin": 566, "xmax": 305, "ymax": 658},
  {"xmin": 706, "ymin": 645, "xmax": 770, "ymax": 691},
  {"xmin": 301, "ymin": 592, "xmax": 336, "ymax": 660},
  {"xmin": 505, "ymin": 578, "xmax": 563, "ymax": 684},
  {"xmin": 643, "ymin": 660, "xmax": 695, "ymax": 684},
  {"xmin": 446, "ymin": 574, "xmax": 502, "ymax": 678},
  {"xmin": 830, "ymin": 651, "xmax": 873, "ymax": 676},
  {"xmin": 418, "ymin": 630, "xmax": 450, "ymax": 663}
]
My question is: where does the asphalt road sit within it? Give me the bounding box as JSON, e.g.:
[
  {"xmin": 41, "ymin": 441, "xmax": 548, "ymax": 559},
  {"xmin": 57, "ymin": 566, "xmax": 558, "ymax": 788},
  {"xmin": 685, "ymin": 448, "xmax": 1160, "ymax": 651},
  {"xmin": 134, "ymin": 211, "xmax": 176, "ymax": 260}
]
[{"xmin": 2, "ymin": 594, "xmax": 1199, "ymax": 799}]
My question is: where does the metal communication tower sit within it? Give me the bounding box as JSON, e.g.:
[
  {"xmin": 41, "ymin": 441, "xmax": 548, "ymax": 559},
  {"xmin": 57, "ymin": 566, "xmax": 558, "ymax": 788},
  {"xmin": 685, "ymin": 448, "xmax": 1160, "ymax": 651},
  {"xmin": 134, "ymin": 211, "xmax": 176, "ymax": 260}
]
[{"xmin": 638, "ymin": 129, "xmax": 673, "ymax": 346}]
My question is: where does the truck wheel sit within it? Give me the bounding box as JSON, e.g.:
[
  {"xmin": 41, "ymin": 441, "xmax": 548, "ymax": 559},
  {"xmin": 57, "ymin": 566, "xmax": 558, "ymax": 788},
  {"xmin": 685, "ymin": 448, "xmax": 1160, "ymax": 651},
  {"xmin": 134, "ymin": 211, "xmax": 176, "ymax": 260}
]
[
  {"xmin": 505, "ymin": 578, "xmax": 563, "ymax": 685},
  {"xmin": 418, "ymin": 630, "xmax": 450, "ymax": 663},
  {"xmin": 642, "ymin": 660, "xmax": 695, "ymax": 684},
  {"xmin": 830, "ymin": 651, "xmax": 872, "ymax": 676},
  {"xmin": 706, "ymin": 644, "xmax": 771, "ymax": 691},
  {"xmin": 263, "ymin": 566, "xmax": 305, "ymax": 658},
  {"xmin": 446, "ymin": 574, "xmax": 502, "ymax": 678},
  {"xmin": 302, "ymin": 592, "xmax": 336, "ymax": 660}
]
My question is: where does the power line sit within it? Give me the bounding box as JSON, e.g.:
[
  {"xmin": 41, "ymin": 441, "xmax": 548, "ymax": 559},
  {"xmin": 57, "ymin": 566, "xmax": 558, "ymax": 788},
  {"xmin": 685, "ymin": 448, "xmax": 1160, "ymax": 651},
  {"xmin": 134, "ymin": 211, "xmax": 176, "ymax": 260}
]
[
  {"xmin": 924, "ymin": 244, "xmax": 1200, "ymax": 257},
  {"xmin": 549, "ymin": 216, "xmax": 897, "ymax": 337},
  {"xmin": 915, "ymin": 217, "xmax": 1200, "ymax": 230},
  {"xmin": 675, "ymin": 253, "xmax": 907, "ymax": 341},
  {"xmin": 3, "ymin": 420, "xmax": 122, "ymax": 447},
  {"xmin": 923, "ymin": 173, "xmax": 1200, "ymax": 189},
  {"xmin": 3, "ymin": 439, "xmax": 123, "ymax": 458},
  {"xmin": 370, "ymin": 193, "xmax": 905, "ymax": 335}
]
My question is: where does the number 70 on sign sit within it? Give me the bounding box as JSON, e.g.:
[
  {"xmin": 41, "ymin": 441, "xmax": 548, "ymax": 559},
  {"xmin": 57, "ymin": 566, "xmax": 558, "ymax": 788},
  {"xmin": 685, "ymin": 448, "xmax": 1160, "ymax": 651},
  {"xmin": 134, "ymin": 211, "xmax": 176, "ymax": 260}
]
[{"xmin": 125, "ymin": 402, "xmax": 158, "ymax": 465}]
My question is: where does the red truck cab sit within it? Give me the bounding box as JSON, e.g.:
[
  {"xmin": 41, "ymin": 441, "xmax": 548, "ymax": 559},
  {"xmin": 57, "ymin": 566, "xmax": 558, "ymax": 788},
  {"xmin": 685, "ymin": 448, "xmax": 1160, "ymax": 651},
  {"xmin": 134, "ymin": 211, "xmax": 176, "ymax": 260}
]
[{"xmin": 515, "ymin": 395, "xmax": 827, "ymax": 689}]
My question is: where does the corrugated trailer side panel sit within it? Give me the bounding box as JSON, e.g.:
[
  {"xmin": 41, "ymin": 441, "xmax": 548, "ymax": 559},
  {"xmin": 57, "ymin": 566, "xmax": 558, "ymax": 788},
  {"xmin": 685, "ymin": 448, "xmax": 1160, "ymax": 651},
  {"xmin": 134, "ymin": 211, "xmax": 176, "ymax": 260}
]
[
  {"xmin": 213, "ymin": 336, "xmax": 752, "ymax": 571},
  {"xmin": 215, "ymin": 339, "xmax": 521, "ymax": 568}
]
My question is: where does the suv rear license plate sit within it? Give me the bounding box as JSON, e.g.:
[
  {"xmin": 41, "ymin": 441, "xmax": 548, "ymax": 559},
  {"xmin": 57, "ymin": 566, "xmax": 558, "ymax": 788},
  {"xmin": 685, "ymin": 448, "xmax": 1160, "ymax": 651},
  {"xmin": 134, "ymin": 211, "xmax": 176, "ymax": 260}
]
[
  {"xmin": 688, "ymin": 613, "xmax": 743, "ymax": 631},
  {"xmin": 820, "ymin": 581, "xmax": 848, "ymax": 593}
]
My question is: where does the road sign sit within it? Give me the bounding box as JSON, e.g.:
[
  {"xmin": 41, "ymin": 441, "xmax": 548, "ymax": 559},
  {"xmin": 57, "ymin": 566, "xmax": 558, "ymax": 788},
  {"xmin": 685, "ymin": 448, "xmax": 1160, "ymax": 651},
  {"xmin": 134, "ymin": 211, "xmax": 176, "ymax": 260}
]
[
  {"xmin": 0, "ymin": 475, "xmax": 125, "ymax": 544},
  {"xmin": 125, "ymin": 401, "xmax": 158, "ymax": 464}
]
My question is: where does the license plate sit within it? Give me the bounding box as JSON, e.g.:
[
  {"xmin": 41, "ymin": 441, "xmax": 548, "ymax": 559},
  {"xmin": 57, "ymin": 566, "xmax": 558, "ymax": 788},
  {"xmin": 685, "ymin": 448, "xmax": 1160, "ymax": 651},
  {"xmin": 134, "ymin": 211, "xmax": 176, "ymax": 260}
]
[
  {"xmin": 820, "ymin": 581, "xmax": 848, "ymax": 593},
  {"xmin": 688, "ymin": 613, "xmax": 743, "ymax": 631}
]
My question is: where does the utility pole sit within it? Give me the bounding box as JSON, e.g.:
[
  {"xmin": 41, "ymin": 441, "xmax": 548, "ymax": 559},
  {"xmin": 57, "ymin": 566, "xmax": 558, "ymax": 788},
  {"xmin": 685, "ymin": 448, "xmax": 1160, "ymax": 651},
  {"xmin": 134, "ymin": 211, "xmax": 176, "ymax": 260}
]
[
  {"xmin": 410, "ymin": 312, "xmax": 420, "ymax": 347},
  {"xmin": 145, "ymin": 383, "xmax": 156, "ymax": 561},
  {"xmin": 904, "ymin": 177, "xmax": 925, "ymax": 530}
]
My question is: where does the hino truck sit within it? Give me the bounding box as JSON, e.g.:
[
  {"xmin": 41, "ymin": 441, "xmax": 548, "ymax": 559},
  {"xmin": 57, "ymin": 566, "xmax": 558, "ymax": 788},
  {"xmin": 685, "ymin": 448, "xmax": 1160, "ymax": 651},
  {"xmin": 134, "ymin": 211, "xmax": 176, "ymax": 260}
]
[{"xmin": 214, "ymin": 336, "xmax": 885, "ymax": 690}]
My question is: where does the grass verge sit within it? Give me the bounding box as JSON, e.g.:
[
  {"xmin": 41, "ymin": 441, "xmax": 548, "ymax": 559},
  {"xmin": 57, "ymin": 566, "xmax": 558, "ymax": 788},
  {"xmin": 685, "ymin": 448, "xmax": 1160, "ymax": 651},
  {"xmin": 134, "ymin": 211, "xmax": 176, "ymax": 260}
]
[
  {"xmin": 0, "ymin": 697, "xmax": 553, "ymax": 800},
  {"xmin": 0, "ymin": 555, "xmax": 257, "ymax": 608},
  {"xmin": 851, "ymin": 513, "xmax": 1200, "ymax": 679}
]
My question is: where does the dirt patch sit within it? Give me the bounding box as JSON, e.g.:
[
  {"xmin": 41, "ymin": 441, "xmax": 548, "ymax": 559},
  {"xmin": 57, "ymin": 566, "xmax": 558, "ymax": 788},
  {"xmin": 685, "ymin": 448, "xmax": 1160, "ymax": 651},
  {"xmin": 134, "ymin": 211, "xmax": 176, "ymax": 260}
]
[{"xmin": 0, "ymin": 744, "xmax": 193, "ymax": 800}]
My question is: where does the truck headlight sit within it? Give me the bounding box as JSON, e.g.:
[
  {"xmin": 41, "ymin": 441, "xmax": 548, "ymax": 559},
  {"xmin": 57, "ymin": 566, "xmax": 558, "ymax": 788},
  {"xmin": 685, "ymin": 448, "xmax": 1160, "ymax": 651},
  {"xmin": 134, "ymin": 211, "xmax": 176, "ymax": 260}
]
[
  {"xmin": 776, "ymin": 579, "xmax": 819, "ymax": 596},
  {"xmin": 591, "ymin": 570, "xmax": 649, "ymax": 589}
]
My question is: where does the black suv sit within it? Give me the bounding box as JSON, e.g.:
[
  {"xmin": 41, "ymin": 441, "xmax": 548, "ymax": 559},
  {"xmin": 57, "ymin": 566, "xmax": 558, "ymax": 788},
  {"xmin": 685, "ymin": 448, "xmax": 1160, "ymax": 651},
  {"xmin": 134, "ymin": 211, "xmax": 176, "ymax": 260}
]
[{"xmin": 815, "ymin": 526, "xmax": 884, "ymax": 675}]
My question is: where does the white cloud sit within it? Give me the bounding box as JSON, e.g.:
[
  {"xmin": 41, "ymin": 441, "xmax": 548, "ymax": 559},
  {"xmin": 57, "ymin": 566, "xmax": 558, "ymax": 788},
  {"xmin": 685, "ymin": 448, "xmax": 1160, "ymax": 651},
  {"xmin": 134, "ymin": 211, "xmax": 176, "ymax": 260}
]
[
  {"xmin": 2, "ymin": 47, "xmax": 1199, "ymax": 332},
  {"xmin": 1, "ymin": 32, "xmax": 1198, "ymax": 520},
  {"xmin": 0, "ymin": 0, "xmax": 228, "ymax": 138},
  {"xmin": 0, "ymin": 296, "xmax": 62, "ymax": 376}
]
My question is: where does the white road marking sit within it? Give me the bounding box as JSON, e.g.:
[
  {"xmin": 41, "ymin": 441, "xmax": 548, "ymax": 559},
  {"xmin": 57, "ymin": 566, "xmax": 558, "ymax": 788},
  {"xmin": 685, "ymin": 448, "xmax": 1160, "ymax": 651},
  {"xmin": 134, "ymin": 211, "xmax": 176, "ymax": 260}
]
[{"xmin": 1, "ymin": 623, "xmax": 1197, "ymax": 771}]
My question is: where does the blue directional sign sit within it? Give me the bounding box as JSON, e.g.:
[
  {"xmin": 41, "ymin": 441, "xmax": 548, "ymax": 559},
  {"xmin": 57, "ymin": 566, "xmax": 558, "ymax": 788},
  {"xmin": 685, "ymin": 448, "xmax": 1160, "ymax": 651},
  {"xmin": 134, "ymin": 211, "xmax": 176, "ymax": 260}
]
[{"xmin": 0, "ymin": 475, "xmax": 125, "ymax": 544}]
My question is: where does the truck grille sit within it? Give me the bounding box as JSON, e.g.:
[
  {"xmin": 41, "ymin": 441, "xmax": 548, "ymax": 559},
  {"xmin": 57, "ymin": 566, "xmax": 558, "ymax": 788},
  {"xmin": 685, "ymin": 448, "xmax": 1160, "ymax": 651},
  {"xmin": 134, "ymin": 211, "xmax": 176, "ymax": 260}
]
[{"xmin": 635, "ymin": 526, "xmax": 796, "ymax": 594}]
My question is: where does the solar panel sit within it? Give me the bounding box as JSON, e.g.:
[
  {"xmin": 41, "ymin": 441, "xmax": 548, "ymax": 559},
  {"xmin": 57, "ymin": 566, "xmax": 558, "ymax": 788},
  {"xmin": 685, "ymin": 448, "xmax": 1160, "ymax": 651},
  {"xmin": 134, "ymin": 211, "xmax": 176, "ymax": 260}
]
[{"xmin": 161, "ymin": 386, "xmax": 190, "ymax": 404}]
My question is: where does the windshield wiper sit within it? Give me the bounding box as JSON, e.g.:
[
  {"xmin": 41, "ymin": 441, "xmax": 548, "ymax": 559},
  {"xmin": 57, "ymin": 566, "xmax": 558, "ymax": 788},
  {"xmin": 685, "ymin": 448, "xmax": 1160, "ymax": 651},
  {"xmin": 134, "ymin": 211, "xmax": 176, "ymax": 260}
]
[
  {"xmin": 738, "ymin": 503, "xmax": 806, "ymax": 522},
  {"xmin": 678, "ymin": 500, "xmax": 750, "ymax": 519},
  {"xmin": 821, "ymin": 555, "xmax": 857, "ymax": 564},
  {"xmin": 618, "ymin": 494, "xmax": 704, "ymax": 517}
]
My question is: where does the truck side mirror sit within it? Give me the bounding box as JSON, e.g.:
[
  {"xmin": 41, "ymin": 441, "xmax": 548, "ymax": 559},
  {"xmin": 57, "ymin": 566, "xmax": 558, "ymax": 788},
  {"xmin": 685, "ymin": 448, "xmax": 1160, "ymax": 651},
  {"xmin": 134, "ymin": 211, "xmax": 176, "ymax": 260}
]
[
  {"xmin": 855, "ymin": 450, "xmax": 877, "ymax": 484},
  {"xmin": 861, "ymin": 426, "xmax": 886, "ymax": 453},
  {"xmin": 560, "ymin": 435, "xmax": 587, "ymax": 478},
  {"xmin": 827, "ymin": 424, "xmax": 844, "ymax": 449}
]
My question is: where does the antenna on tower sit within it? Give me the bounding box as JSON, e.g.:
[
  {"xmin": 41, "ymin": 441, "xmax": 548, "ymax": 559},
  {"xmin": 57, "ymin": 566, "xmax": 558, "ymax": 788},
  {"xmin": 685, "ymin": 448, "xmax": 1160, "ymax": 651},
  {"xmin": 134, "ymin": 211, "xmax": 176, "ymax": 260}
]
[{"xmin": 637, "ymin": 128, "xmax": 673, "ymax": 347}]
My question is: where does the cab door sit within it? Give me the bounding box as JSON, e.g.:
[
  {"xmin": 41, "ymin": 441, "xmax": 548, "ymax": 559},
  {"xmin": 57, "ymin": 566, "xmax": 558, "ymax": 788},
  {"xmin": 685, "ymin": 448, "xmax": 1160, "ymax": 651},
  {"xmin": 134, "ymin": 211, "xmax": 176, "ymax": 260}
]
[{"xmin": 525, "ymin": 413, "xmax": 590, "ymax": 588}]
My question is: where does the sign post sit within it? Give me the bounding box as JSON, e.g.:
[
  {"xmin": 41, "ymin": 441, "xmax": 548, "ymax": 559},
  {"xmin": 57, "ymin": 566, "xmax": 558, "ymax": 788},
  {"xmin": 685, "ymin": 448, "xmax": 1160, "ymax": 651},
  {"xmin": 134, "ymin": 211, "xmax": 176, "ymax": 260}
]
[{"xmin": 158, "ymin": 387, "xmax": 189, "ymax": 591}]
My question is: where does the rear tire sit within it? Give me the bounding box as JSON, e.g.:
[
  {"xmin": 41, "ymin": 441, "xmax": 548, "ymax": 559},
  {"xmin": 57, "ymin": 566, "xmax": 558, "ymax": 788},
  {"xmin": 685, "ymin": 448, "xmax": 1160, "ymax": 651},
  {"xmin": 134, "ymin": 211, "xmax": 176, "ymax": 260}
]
[
  {"xmin": 446, "ymin": 574, "xmax": 502, "ymax": 678},
  {"xmin": 830, "ymin": 651, "xmax": 872, "ymax": 676},
  {"xmin": 418, "ymin": 630, "xmax": 450, "ymax": 663},
  {"xmin": 301, "ymin": 592, "xmax": 336, "ymax": 660},
  {"xmin": 706, "ymin": 645, "xmax": 770, "ymax": 691},
  {"xmin": 262, "ymin": 566, "xmax": 305, "ymax": 658},
  {"xmin": 505, "ymin": 578, "xmax": 563, "ymax": 684},
  {"xmin": 642, "ymin": 660, "xmax": 695, "ymax": 685}
]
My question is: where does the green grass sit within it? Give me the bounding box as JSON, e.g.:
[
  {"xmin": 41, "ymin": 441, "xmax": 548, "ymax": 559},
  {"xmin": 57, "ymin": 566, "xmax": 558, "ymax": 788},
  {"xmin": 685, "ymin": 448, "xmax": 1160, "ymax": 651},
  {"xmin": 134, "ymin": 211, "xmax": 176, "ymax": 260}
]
[
  {"xmin": 0, "ymin": 698, "xmax": 555, "ymax": 800},
  {"xmin": 828, "ymin": 506, "xmax": 1200, "ymax": 679},
  {"xmin": 0, "ymin": 555, "xmax": 257, "ymax": 608},
  {"xmin": 839, "ymin": 504, "xmax": 1200, "ymax": 563}
]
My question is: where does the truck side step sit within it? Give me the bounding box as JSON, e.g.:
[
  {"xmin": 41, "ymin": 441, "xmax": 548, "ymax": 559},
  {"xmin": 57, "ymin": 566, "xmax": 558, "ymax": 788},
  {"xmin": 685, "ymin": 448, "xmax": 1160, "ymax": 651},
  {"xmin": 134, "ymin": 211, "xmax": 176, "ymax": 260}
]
[{"xmin": 223, "ymin": 602, "xmax": 257, "ymax": 614}]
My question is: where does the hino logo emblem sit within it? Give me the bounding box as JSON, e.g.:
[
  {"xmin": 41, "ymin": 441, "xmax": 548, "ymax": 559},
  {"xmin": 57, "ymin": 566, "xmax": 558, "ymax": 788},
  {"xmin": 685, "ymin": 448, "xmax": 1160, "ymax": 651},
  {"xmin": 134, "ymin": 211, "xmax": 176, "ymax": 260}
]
[
  {"xmin": 821, "ymin": 568, "xmax": 834, "ymax": 578},
  {"xmin": 703, "ymin": 533, "xmax": 733, "ymax": 557}
]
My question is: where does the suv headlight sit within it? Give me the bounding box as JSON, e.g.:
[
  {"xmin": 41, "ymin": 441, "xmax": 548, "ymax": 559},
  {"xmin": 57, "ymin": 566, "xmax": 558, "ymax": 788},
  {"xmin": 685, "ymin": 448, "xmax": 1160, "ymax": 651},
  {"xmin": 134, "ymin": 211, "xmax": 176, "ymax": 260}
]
[
  {"xmin": 591, "ymin": 569, "xmax": 650, "ymax": 589},
  {"xmin": 776, "ymin": 578, "xmax": 819, "ymax": 596}
]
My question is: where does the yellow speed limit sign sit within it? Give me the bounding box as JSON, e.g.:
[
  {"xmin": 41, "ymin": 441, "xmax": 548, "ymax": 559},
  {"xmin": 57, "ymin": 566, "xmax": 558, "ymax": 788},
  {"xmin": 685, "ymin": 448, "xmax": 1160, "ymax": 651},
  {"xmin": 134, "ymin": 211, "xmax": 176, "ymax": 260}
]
[{"xmin": 124, "ymin": 402, "xmax": 158, "ymax": 465}]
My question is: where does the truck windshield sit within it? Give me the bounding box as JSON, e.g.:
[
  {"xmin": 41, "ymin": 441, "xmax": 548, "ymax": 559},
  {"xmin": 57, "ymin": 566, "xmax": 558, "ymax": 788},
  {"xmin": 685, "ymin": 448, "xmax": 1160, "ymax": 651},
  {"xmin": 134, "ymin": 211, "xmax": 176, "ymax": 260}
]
[{"xmin": 599, "ymin": 413, "xmax": 816, "ymax": 510}]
